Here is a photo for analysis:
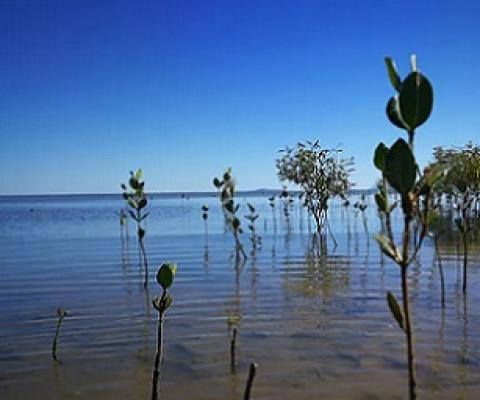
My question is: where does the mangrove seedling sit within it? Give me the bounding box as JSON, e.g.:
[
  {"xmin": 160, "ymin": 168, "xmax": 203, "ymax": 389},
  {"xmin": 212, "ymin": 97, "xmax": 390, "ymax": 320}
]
[
  {"xmin": 244, "ymin": 202, "xmax": 261, "ymax": 256},
  {"xmin": 279, "ymin": 186, "xmax": 294, "ymax": 232},
  {"xmin": 202, "ymin": 204, "xmax": 209, "ymax": 244},
  {"xmin": 151, "ymin": 262, "xmax": 177, "ymax": 400},
  {"xmin": 357, "ymin": 194, "xmax": 369, "ymax": 238},
  {"xmin": 276, "ymin": 140, "xmax": 354, "ymax": 253},
  {"xmin": 268, "ymin": 195, "xmax": 277, "ymax": 233},
  {"xmin": 213, "ymin": 168, "xmax": 247, "ymax": 261},
  {"xmin": 375, "ymin": 54, "xmax": 436, "ymax": 400},
  {"xmin": 52, "ymin": 307, "xmax": 68, "ymax": 362},
  {"xmin": 121, "ymin": 169, "xmax": 150, "ymax": 288}
]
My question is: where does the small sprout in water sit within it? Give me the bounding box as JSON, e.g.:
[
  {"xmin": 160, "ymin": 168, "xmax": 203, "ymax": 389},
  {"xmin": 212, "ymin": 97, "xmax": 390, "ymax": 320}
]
[
  {"xmin": 151, "ymin": 262, "xmax": 177, "ymax": 400},
  {"xmin": 52, "ymin": 307, "xmax": 68, "ymax": 362}
]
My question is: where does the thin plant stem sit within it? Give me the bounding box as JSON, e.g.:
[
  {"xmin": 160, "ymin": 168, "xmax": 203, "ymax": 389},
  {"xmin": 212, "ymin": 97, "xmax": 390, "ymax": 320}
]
[
  {"xmin": 243, "ymin": 363, "xmax": 257, "ymax": 400},
  {"xmin": 151, "ymin": 292, "xmax": 166, "ymax": 400}
]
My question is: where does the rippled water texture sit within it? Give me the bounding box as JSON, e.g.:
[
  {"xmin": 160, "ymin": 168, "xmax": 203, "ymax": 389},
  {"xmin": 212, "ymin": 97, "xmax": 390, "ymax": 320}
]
[{"xmin": 1, "ymin": 194, "xmax": 479, "ymax": 399}]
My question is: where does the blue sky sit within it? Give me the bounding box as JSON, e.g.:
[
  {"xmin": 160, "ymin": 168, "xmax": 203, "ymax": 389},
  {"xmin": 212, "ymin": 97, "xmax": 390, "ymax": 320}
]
[{"xmin": 1, "ymin": 0, "xmax": 479, "ymax": 194}]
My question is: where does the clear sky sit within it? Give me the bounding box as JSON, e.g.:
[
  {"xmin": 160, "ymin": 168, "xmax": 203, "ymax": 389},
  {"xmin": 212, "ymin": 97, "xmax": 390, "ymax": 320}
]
[{"xmin": 1, "ymin": 0, "xmax": 479, "ymax": 194}]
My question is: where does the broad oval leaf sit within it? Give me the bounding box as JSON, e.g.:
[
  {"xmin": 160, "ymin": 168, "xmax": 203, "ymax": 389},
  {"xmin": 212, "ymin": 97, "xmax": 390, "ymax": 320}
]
[
  {"xmin": 156, "ymin": 262, "xmax": 177, "ymax": 289},
  {"xmin": 399, "ymin": 72, "xmax": 433, "ymax": 130},
  {"xmin": 374, "ymin": 142, "xmax": 389, "ymax": 172},
  {"xmin": 375, "ymin": 193, "xmax": 387, "ymax": 212},
  {"xmin": 385, "ymin": 139, "xmax": 416, "ymax": 195}
]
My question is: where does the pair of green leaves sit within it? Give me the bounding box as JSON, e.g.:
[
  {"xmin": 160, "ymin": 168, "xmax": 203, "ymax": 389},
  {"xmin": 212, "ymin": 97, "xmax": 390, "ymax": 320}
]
[
  {"xmin": 157, "ymin": 262, "xmax": 177, "ymax": 290},
  {"xmin": 385, "ymin": 56, "xmax": 433, "ymax": 132},
  {"xmin": 374, "ymin": 139, "xmax": 417, "ymax": 196}
]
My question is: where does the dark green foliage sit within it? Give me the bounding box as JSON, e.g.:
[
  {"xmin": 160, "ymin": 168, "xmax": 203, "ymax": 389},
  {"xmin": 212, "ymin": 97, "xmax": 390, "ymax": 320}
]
[{"xmin": 385, "ymin": 139, "xmax": 417, "ymax": 195}]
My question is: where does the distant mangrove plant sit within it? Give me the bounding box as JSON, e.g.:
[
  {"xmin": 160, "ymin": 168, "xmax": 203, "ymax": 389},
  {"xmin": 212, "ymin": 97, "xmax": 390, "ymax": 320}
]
[
  {"xmin": 52, "ymin": 307, "xmax": 68, "ymax": 362},
  {"xmin": 276, "ymin": 140, "xmax": 354, "ymax": 252},
  {"xmin": 213, "ymin": 168, "xmax": 247, "ymax": 261},
  {"xmin": 121, "ymin": 169, "xmax": 150, "ymax": 288}
]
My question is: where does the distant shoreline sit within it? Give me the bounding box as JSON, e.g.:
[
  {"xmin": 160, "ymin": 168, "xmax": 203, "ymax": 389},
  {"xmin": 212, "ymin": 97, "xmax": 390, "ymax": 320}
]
[{"xmin": 0, "ymin": 188, "xmax": 376, "ymax": 200}]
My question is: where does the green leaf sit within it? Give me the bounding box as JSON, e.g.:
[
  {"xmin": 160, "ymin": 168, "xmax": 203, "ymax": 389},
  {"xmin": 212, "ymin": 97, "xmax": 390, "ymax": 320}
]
[
  {"xmin": 374, "ymin": 142, "xmax": 389, "ymax": 172},
  {"xmin": 138, "ymin": 227, "xmax": 145, "ymax": 239},
  {"xmin": 129, "ymin": 177, "xmax": 139, "ymax": 190},
  {"xmin": 386, "ymin": 96, "xmax": 409, "ymax": 130},
  {"xmin": 375, "ymin": 234, "xmax": 402, "ymax": 264},
  {"xmin": 138, "ymin": 198, "xmax": 147, "ymax": 209},
  {"xmin": 375, "ymin": 193, "xmax": 387, "ymax": 212},
  {"xmin": 387, "ymin": 291, "xmax": 404, "ymax": 331},
  {"xmin": 156, "ymin": 262, "xmax": 177, "ymax": 289},
  {"xmin": 385, "ymin": 139, "xmax": 416, "ymax": 195},
  {"xmin": 213, "ymin": 177, "xmax": 222, "ymax": 188},
  {"xmin": 127, "ymin": 197, "xmax": 138, "ymax": 209},
  {"xmin": 135, "ymin": 168, "xmax": 143, "ymax": 180},
  {"xmin": 232, "ymin": 217, "xmax": 240, "ymax": 229},
  {"xmin": 57, "ymin": 308, "xmax": 68, "ymax": 318},
  {"xmin": 399, "ymin": 72, "xmax": 433, "ymax": 130},
  {"xmin": 385, "ymin": 57, "xmax": 402, "ymax": 92}
]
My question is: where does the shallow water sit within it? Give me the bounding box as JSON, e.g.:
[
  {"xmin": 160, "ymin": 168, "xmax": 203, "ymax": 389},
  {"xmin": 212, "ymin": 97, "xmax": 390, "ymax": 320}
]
[{"xmin": 0, "ymin": 194, "xmax": 479, "ymax": 399}]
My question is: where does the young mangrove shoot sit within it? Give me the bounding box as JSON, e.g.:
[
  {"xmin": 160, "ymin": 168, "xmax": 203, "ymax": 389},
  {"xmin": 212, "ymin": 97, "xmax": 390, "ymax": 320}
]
[
  {"xmin": 151, "ymin": 262, "xmax": 177, "ymax": 400},
  {"xmin": 213, "ymin": 168, "xmax": 247, "ymax": 261},
  {"xmin": 52, "ymin": 307, "xmax": 68, "ymax": 362},
  {"xmin": 121, "ymin": 169, "xmax": 150, "ymax": 288},
  {"xmin": 375, "ymin": 54, "xmax": 438, "ymax": 400},
  {"xmin": 244, "ymin": 202, "xmax": 261, "ymax": 256}
]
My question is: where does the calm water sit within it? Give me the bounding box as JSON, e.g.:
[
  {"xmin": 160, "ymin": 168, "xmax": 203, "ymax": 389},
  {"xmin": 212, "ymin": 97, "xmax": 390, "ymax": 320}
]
[{"xmin": 0, "ymin": 193, "xmax": 479, "ymax": 399}]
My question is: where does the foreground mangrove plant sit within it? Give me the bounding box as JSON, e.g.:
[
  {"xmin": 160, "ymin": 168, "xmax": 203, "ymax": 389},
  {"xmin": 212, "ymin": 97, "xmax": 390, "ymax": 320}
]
[
  {"xmin": 52, "ymin": 307, "xmax": 68, "ymax": 361},
  {"xmin": 151, "ymin": 262, "xmax": 177, "ymax": 400},
  {"xmin": 374, "ymin": 55, "xmax": 439, "ymax": 400},
  {"xmin": 121, "ymin": 169, "xmax": 150, "ymax": 288},
  {"xmin": 213, "ymin": 168, "xmax": 247, "ymax": 261}
]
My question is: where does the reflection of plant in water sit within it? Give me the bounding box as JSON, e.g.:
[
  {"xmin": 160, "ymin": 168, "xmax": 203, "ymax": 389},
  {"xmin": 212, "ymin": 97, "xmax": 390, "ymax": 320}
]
[
  {"xmin": 244, "ymin": 202, "xmax": 261, "ymax": 256},
  {"xmin": 52, "ymin": 307, "xmax": 68, "ymax": 361},
  {"xmin": 213, "ymin": 168, "xmax": 247, "ymax": 261},
  {"xmin": 276, "ymin": 140, "xmax": 354, "ymax": 253},
  {"xmin": 243, "ymin": 362, "xmax": 258, "ymax": 400},
  {"xmin": 283, "ymin": 255, "xmax": 350, "ymax": 302},
  {"xmin": 374, "ymin": 55, "xmax": 438, "ymax": 400},
  {"xmin": 121, "ymin": 169, "xmax": 149, "ymax": 288},
  {"xmin": 151, "ymin": 262, "xmax": 177, "ymax": 400}
]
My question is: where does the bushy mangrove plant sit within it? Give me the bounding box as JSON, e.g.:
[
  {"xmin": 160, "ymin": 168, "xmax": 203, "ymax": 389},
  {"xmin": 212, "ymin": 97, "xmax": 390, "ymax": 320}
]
[
  {"xmin": 151, "ymin": 262, "xmax": 177, "ymax": 400},
  {"xmin": 52, "ymin": 307, "xmax": 68, "ymax": 361},
  {"xmin": 374, "ymin": 55, "xmax": 440, "ymax": 400},
  {"xmin": 276, "ymin": 140, "xmax": 353, "ymax": 252},
  {"xmin": 431, "ymin": 142, "xmax": 480, "ymax": 294},
  {"xmin": 213, "ymin": 168, "xmax": 247, "ymax": 260},
  {"xmin": 121, "ymin": 169, "xmax": 150, "ymax": 288}
]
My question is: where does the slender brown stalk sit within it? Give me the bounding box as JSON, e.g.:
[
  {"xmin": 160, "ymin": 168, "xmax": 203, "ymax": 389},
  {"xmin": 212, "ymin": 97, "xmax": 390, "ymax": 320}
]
[
  {"xmin": 243, "ymin": 363, "xmax": 257, "ymax": 400},
  {"xmin": 401, "ymin": 214, "xmax": 416, "ymax": 400},
  {"xmin": 434, "ymin": 235, "xmax": 445, "ymax": 309},
  {"xmin": 151, "ymin": 293, "xmax": 166, "ymax": 400},
  {"xmin": 230, "ymin": 327, "xmax": 237, "ymax": 373}
]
